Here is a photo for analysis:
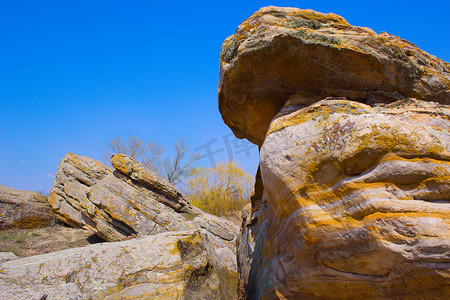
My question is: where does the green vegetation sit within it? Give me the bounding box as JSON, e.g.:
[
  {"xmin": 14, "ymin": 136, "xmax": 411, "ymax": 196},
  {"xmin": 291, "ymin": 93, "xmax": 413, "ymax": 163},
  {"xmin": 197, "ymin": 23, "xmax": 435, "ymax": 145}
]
[
  {"xmin": 186, "ymin": 161, "xmax": 253, "ymax": 216},
  {"xmin": 0, "ymin": 227, "xmax": 92, "ymax": 257},
  {"xmin": 0, "ymin": 232, "xmax": 27, "ymax": 243},
  {"xmin": 65, "ymin": 240, "xmax": 87, "ymax": 249}
]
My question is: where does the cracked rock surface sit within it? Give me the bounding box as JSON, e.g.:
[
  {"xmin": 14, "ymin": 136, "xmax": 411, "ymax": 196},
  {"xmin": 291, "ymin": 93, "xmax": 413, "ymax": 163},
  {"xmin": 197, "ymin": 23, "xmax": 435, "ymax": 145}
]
[
  {"xmin": 47, "ymin": 153, "xmax": 239, "ymax": 298},
  {"xmin": 0, "ymin": 185, "xmax": 55, "ymax": 229},
  {"xmin": 221, "ymin": 6, "xmax": 450, "ymax": 299},
  {"xmin": 0, "ymin": 230, "xmax": 219, "ymax": 299},
  {"xmin": 219, "ymin": 6, "xmax": 450, "ymax": 145}
]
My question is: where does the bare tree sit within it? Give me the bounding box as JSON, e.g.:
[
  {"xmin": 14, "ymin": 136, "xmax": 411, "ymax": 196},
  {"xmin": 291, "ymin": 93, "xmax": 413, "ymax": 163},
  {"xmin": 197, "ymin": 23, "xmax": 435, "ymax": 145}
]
[
  {"xmin": 105, "ymin": 136, "xmax": 199, "ymax": 185},
  {"xmin": 162, "ymin": 137, "xmax": 201, "ymax": 185},
  {"xmin": 104, "ymin": 136, "xmax": 165, "ymax": 172}
]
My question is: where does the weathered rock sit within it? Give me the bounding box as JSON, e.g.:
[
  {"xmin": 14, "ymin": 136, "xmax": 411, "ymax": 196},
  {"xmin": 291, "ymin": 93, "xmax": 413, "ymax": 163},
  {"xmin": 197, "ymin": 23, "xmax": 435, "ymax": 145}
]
[
  {"xmin": 48, "ymin": 153, "xmax": 240, "ymax": 298},
  {"xmin": 48, "ymin": 153, "xmax": 198, "ymax": 241},
  {"xmin": 111, "ymin": 154, "xmax": 191, "ymax": 211},
  {"xmin": 47, "ymin": 153, "xmax": 112, "ymax": 228},
  {"xmin": 0, "ymin": 230, "xmax": 220, "ymax": 299},
  {"xmin": 0, "ymin": 252, "xmax": 19, "ymax": 263},
  {"xmin": 219, "ymin": 7, "xmax": 450, "ymax": 299},
  {"xmin": 193, "ymin": 213, "xmax": 238, "ymax": 241},
  {"xmin": 237, "ymin": 168, "xmax": 268, "ymax": 299},
  {"xmin": 194, "ymin": 214, "xmax": 240, "ymax": 299},
  {"xmin": 219, "ymin": 6, "xmax": 450, "ymax": 145},
  {"xmin": 240, "ymin": 98, "xmax": 450, "ymax": 299},
  {"xmin": 0, "ymin": 185, "xmax": 55, "ymax": 229}
]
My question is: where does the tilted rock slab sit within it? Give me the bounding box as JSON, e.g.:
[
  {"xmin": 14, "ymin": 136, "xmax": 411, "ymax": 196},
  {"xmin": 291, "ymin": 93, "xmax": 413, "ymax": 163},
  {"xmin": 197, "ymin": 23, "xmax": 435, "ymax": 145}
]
[
  {"xmin": 47, "ymin": 153, "xmax": 112, "ymax": 229},
  {"xmin": 0, "ymin": 230, "xmax": 220, "ymax": 299},
  {"xmin": 219, "ymin": 6, "xmax": 450, "ymax": 300},
  {"xmin": 219, "ymin": 6, "xmax": 450, "ymax": 145},
  {"xmin": 0, "ymin": 185, "xmax": 55, "ymax": 229},
  {"xmin": 49, "ymin": 153, "xmax": 223, "ymax": 241},
  {"xmin": 48, "ymin": 153, "xmax": 239, "ymax": 298}
]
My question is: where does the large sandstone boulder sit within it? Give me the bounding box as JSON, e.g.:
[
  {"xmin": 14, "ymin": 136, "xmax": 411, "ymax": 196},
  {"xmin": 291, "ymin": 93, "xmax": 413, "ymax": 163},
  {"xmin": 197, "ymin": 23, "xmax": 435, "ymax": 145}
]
[
  {"xmin": 220, "ymin": 6, "xmax": 450, "ymax": 299},
  {"xmin": 0, "ymin": 185, "xmax": 55, "ymax": 229},
  {"xmin": 48, "ymin": 153, "xmax": 239, "ymax": 298},
  {"xmin": 0, "ymin": 230, "xmax": 220, "ymax": 299},
  {"xmin": 219, "ymin": 6, "xmax": 450, "ymax": 145},
  {"xmin": 254, "ymin": 98, "xmax": 450, "ymax": 298}
]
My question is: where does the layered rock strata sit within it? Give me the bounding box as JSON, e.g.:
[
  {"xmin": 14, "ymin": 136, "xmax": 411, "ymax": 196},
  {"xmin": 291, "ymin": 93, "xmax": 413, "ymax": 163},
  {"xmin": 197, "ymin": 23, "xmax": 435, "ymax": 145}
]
[
  {"xmin": 47, "ymin": 153, "xmax": 112, "ymax": 229},
  {"xmin": 48, "ymin": 153, "xmax": 239, "ymax": 298},
  {"xmin": 255, "ymin": 98, "xmax": 450, "ymax": 298},
  {"xmin": 0, "ymin": 185, "xmax": 55, "ymax": 229},
  {"xmin": 221, "ymin": 6, "xmax": 450, "ymax": 299},
  {"xmin": 0, "ymin": 230, "xmax": 219, "ymax": 299}
]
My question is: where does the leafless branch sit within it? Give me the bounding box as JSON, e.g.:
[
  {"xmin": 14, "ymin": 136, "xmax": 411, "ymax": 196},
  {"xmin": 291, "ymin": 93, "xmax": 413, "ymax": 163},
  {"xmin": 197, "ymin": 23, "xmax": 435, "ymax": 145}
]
[{"xmin": 104, "ymin": 135, "xmax": 164, "ymax": 172}]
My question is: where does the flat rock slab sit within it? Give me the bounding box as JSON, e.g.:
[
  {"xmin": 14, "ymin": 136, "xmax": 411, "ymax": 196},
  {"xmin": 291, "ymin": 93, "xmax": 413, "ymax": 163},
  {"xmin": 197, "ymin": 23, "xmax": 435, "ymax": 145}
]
[{"xmin": 0, "ymin": 230, "xmax": 218, "ymax": 299}]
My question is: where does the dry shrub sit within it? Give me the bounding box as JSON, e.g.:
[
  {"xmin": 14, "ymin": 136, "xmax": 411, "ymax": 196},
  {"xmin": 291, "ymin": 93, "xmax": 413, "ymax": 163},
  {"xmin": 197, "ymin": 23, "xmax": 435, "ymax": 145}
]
[{"xmin": 186, "ymin": 161, "xmax": 253, "ymax": 216}]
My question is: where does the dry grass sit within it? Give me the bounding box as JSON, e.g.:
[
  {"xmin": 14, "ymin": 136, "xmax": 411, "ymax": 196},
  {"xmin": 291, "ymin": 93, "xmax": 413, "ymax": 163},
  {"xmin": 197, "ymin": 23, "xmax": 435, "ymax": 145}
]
[
  {"xmin": 0, "ymin": 225, "xmax": 103, "ymax": 257},
  {"xmin": 0, "ymin": 215, "xmax": 242, "ymax": 259}
]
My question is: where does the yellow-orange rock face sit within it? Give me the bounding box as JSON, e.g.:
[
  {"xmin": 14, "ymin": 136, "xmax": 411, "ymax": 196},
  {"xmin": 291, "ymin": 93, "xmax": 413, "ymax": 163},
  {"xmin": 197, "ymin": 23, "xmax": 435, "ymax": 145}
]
[
  {"xmin": 0, "ymin": 185, "xmax": 54, "ymax": 229},
  {"xmin": 220, "ymin": 7, "xmax": 450, "ymax": 299},
  {"xmin": 219, "ymin": 6, "xmax": 450, "ymax": 145},
  {"xmin": 48, "ymin": 153, "xmax": 240, "ymax": 298},
  {"xmin": 248, "ymin": 98, "xmax": 450, "ymax": 299}
]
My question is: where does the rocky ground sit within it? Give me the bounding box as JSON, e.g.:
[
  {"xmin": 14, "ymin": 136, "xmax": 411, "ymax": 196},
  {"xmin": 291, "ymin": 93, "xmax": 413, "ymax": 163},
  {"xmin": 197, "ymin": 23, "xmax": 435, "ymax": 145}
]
[
  {"xmin": 1, "ymin": 152, "xmax": 242, "ymax": 299},
  {"xmin": 0, "ymin": 212, "xmax": 241, "ymax": 259},
  {"xmin": 1, "ymin": 5, "xmax": 448, "ymax": 300},
  {"xmin": 0, "ymin": 224, "xmax": 103, "ymax": 257},
  {"xmin": 222, "ymin": 6, "xmax": 450, "ymax": 299}
]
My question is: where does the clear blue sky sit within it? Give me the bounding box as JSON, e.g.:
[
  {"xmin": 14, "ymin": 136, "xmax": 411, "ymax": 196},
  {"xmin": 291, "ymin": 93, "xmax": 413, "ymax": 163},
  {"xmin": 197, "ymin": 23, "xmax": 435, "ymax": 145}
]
[{"xmin": 1, "ymin": 0, "xmax": 449, "ymax": 193}]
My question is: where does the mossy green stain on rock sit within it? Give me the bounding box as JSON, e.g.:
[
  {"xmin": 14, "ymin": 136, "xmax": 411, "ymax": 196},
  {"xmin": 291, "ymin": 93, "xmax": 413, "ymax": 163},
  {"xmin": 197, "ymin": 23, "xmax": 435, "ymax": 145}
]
[
  {"xmin": 221, "ymin": 37, "xmax": 239, "ymax": 63},
  {"xmin": 176, "ymin": 232, "xmax": 204, "ymax": 261},
  {"xmin": 219, "ymin": 6, "xmax": 450, "ymax": 145},
  {"xmin": 291, "ymin": 29, "xmax": 341, "ymax": 45}
]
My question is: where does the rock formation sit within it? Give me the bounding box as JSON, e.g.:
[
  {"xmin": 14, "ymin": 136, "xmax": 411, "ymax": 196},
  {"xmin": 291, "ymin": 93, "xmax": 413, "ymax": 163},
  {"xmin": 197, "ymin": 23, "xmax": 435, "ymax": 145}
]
[
  {"xmin": 220, "ymin": 6, "xmax": 450, "ymax": 299},
  {"xmin": 48, "ymin": 152, "xmax": 239, "ymax": 298},
  {"xmin": 0, "ymin": 230, "xmax": 220, "ymax": 299},
  {"xmin": 0, "ymin": 252, "xmax": 18, "ymax": 263},
  {"xmin": 0, "ymin": 184, "xmax": 55, "ymax": 229},
  {"xmin": 219, "ymin": 6, "xmax": 450, "ymax": 145},
  {"xmin": 47, "ymin": 153, "xmax": 112, "ymax": 229}
]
